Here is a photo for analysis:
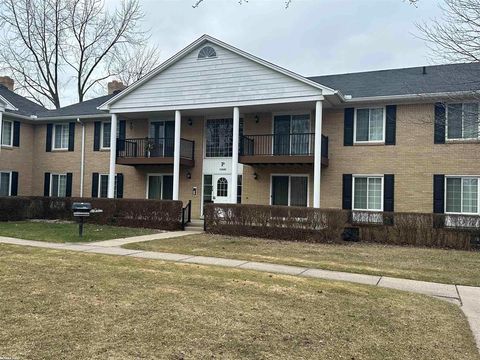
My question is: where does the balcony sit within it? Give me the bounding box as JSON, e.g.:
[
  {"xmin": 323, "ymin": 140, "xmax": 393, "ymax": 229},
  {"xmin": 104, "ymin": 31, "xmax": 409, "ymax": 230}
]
[
  {"xmin": 116, "ymin": 138, "xmax": 195, "ymax": 166},
  {"xmin": 239, "ymin": 133, "xmax": 329, "ymax": 166}
]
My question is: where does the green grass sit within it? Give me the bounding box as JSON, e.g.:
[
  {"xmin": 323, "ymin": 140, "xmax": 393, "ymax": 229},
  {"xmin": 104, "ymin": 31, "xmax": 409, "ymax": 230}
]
[
  {"xmin": 0, "ymin": 221, "xmax": 157, "ymax": 243},
  {"xmin": 0, "ymin": 244, "xmax": 478, "ymax": 360},
  {"xmin": 124, "ymin": 233, "xmax": 480, "ymax": 286}
]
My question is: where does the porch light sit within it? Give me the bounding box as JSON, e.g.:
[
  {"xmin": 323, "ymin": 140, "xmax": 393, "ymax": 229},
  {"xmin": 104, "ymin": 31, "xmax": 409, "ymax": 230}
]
[
  {"xmin": 186, "ymin": 171, "xmax": 192, "ymax": 179},
  {"xmin": 255, "ymin": 115, "xmax": 259, "ymax": 123},
  {"xmin": 253, "ymin": 172, "xmax": 258, "ymax": 180},
  {"xmin": 129, "ymin": 121, "xmax": 133, "ymax": 130},
  {"xmin": 188, "ymin": 118, "xmax": 193, "ymax": 126}
]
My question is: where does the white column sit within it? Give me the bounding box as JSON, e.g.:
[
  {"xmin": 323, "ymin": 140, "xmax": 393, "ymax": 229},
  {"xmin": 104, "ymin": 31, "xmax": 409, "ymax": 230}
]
[
  {"xmin": 231, "ymin": 106, "xmax": 240, "ymax": 203},
  {"xmin": 313, "ymin": 100, "xmax": 323, "ymax": 208},
  {"xmin": 173, "ymin": 110, "xmax": 181, "ymax": 200},
  {"xmin": 108, "ymin": 113, "xmax": 118, "ymax": 198}
]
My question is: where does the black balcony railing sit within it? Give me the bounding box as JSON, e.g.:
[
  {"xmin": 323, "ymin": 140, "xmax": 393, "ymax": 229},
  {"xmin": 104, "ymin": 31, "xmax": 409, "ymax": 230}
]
[
  {"xmin": 117, "ymin": 137, "xmax": 195, "ymax": 161},
  {"xmin": 240, "ymin": 133, "xmax": 328, "ymax": 158}
]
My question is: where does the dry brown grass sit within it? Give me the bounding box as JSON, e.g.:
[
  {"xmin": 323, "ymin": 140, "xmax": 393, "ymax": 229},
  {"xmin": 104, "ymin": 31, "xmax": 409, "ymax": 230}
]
[{"xmin": 0, "ymin": 244, "xmax": 479, "ymax": 359}]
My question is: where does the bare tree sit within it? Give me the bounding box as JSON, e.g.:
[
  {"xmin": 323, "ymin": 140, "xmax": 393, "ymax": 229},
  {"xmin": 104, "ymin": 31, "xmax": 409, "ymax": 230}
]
[
  {"xmin": 110, "ymin": 44, "xmax": 160, "ymax": 86},
  {"xmin": 417, "ymin": 0, "xmax": 480, "ymax": 63},
  {"xmin": 0, "ymin": 0, "xmax": 68, "ymax": 108},
  {"xmin": 64, "ymin": 0, "xmax": 147, "ymax": 103}
]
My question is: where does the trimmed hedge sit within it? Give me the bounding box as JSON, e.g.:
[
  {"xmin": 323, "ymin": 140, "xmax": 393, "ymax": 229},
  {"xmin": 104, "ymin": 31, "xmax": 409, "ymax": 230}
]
[
  {"xmin": 0, "ymin": 196, "xmax": 183, "ymax": 230},
  {"xmin": 204, "ymin": 204, "xmax": 480, "ymax": 250}
]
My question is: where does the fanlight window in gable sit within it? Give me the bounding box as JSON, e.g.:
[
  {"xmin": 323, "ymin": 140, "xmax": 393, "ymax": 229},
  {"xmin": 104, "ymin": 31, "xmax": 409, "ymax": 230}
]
[{"xmin": 198, "ymin": 46, "xmax": 217, "ymax": 59}]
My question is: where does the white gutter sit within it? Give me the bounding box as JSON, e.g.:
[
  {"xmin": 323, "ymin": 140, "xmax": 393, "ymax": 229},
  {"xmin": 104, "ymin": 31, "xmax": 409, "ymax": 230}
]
[
  {"xmin": 342, "ymin": 90, "xmax": 480, "ymax": 104},
  {"xmin": 77, "ymin": 118, "xmax": 86, "ymax": 197},
  {"xmin": 0, "ymin": 110, "xmax": 3, "ymax": 154}
]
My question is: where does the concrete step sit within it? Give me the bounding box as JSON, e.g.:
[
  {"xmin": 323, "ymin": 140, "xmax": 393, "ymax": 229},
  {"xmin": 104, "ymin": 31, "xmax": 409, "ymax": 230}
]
[{"xmin": 184, "ymin": 225, "xmax": 204, "ymax": 232}]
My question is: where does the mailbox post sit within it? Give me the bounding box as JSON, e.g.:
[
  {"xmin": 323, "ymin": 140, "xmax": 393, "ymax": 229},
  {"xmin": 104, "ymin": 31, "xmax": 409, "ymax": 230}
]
[{"xmin": 72, "ymin": 202, "xmax": 92, "ymax": 237}]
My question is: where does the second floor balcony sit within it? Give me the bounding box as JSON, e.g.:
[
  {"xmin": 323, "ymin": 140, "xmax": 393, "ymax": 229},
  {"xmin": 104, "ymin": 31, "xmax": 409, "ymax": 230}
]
[
  {"xmin": 116, "ymin": 137, "xmax": 195, "ymax": 167},
  {"xmin": 239, "ymin": 133, "xmax": 329, "ymax": 166}
]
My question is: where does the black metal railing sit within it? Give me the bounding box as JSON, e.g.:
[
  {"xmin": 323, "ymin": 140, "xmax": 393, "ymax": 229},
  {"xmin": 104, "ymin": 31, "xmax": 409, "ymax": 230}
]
[
  {"xmin": 181, "ymin": 200, "xmax": 192, "ymax": 230},
  {"xmin": 117, "ymin": 137, "xmax": 194, "ymax": 160},
  {"xmin": 240, "ymin": 133, "xmax": 328, "ymax": 158}
]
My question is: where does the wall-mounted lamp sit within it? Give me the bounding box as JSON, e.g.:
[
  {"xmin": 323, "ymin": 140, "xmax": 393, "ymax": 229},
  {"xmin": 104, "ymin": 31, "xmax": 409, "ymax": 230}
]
[
  {"xmin": 188, "ymin": 118, "xmax": 193, "ymax": 126},
  {"xmin": 255, "ymin": 115, "xmax": 259, "ymax": 124},
  {"xmin": 253, "ymin": 172, "xmax": 258, "ymax": 180},
  {"xmin": 186, "ymin": 171, "xmax": 192, "ymax": 179},
  {"xmin": 129, "ymin": 121, "xmax": 133, "ymax": 130}
]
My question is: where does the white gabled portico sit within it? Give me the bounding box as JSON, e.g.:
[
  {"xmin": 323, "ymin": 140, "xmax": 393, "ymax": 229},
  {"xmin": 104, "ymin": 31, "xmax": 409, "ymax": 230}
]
[{"xmin": 100, "ymin": 34, "xmax": 339, "ymax": 209}]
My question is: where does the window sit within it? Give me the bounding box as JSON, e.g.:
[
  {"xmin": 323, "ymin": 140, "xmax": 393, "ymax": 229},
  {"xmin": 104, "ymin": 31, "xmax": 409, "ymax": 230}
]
[
  {"xmin": 354, "ymin": 108, "xmax": 385, "ymax": 143},
  {"xmin": 98, "ymin": 174, "xmax": 118, "ymax": 198},
  {"xmin": 53, "ymin": 124, "xmax": 69, "ymax": 150},
  {"xmin": 273, "ymin": 114, "xmax": 310, "ymax": 155},
  {"xmin": 100, "ymin": 122, "xmax": 121, "ymax": 149},
  {"xmin": 1, "ymin": 120, "xmax": 13, "ymax": 146},
  {"xmin": 446, "ymin": 177, "xmax": 479, "ymax": 214},
  {"xmin": 0, "ymin": 172, "xmax": 11, "ymax": 196},
  {"xmin": 271, "ymin": 175, "xmax": 308, "ymax": 207},
  {"xmin": 147, "ymin": 174, "xmax": 173, "ymax": 200},
  {"xmin": 353, "ymin": 176, "xmax": 383, "ymax": 211},
  {"xmin": 50, "ymin": 174, "xmax": 67, "ymax": 197},
  {"xmin": 447, "ymin": 103, "xmax": 480, "ymax": 140},
  {"xmin": 198, "ymin": 46, "xmax": 216, "ymax": 59},
  {"xmin": 203, "ymin": 175, "xmax": 213, "ymax": 205},
  {"xmin": 206, "ymin": 119, "xmax": 233, "ymax": 157},
  {"xmin": 216, "ymin": 177, "xmax": 228, "ymax": 197},
  {"xmin": 237, "ymin": 175, "xmax": 242, "ymax": 204}
]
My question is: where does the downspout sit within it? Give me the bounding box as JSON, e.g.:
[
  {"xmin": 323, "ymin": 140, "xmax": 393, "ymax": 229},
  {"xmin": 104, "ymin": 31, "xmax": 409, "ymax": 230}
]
[{"xmin": 77, "ymin": 118, "xmax": 85, "ymax": 197}]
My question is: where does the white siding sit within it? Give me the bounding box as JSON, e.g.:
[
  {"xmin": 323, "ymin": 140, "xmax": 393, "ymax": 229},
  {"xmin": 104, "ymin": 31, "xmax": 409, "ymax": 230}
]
[{"xmin": 110, "ymin": 42, "xmax": 322, "ymax": 111}]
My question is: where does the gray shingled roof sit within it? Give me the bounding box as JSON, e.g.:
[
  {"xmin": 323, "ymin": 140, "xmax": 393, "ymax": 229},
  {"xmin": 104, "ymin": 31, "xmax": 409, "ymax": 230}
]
[
  {"xmin": 37, "ymin": 94, "xmax": 114, "ymax": 118},
  {"xmin": 0, "ymin": 84, "xmax": 48, "ymax": 116},
  {"xmin": 309, "ymin": 62, "xmax": 480, "ymax": 99}
]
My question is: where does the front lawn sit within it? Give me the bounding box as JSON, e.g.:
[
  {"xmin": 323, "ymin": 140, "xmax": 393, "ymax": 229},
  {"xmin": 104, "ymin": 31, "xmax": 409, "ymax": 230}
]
[
  {"xmin": 0, "ymin": 244, "xmax": 478, "ymax": 359},
  {"xmin": 0, "ymin": 221, "xmax": 157, "ymax": 243},
  {"xmin": 124, "ymin": 233, "xmax": 480, "ymax": 286}
]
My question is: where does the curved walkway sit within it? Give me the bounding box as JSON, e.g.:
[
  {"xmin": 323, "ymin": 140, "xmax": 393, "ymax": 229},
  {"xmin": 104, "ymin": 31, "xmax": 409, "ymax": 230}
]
[{"xmin": 0, "ymin": 232, "xmax": 479, "ymax": 351}]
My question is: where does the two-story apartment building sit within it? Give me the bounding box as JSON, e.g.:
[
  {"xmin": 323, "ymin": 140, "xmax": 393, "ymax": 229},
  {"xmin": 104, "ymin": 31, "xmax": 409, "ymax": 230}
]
[{"xmin": 1, "ymin": 35, "xmax": 479, "ymax": 219}]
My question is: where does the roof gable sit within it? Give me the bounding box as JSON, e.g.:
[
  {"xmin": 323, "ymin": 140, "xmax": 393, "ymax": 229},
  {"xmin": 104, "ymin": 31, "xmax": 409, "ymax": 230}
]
[{"xmin": 100, "ymin": 35, "xmax": 335, "ymax": 112}]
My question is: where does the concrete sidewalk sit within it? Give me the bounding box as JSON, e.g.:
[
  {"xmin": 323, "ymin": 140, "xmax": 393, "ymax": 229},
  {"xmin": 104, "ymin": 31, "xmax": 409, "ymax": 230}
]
[{"xmin": 0, "ymin": 233, "xmax": 479, "ymax": 351}]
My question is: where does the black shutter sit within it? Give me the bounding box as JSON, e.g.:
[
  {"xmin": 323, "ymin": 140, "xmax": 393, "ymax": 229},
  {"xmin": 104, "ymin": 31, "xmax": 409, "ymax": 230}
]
[
  {"xmin": 11, "ymin": 171, "xmax": 18, "ymax": 196},
  {"xmin": 66, "ymin": 173, "xmax": 73, "ymax": 197},
  {"xmin": 92, "ymin": 173, "xmax": 99, "ymax": 198},
  {"xmin": 93, "ymin": 121, "xmax": 101, "ymax": 151},
  {"xmin": 342, "ymin": 174, "xmax": 353, "ymax": 209},
  {"xmin": 44, "ymin": 172, "xmax": 51, "ymax": 196},
  {"xmin": 13, "ymin": 121, "xmax": 20, "ymax": 147},
  {"xmin": 433, "ymin": 174, "xmax": 445, "ymax": 213},
  {"xmin": 116, "ymin": 173, "xmax": 124, "ymax": 198},
  {"xmin": 68, "ymin": 122, "xmax": 75, "ymax": 151},
  {"xmin": 118, "ymin": 120, "xmax": 126, "ymax": 152},
  {"xmin": 383, "ymin": 174, "xmax": 395, "ymax": 212},
  {"xmin": 434, "ymin": 103, "xmax": 446, "ymax": 144},
  {"xmin": 385, "ymin": 105, "xmax": 396, "ymax": 145},
  {"xmin": 46, "ymin": 124, "xmax": 53, "ymax": 152},
  {"xmin": 344, "ymin": 108, "xmax": 354, "ymax": 146}
]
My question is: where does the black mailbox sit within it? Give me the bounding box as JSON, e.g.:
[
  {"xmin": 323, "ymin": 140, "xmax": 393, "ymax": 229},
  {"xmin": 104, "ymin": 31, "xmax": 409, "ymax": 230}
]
[{"xmin": 72, "ymin": 202, "xmax": 92, "ymax": 217}]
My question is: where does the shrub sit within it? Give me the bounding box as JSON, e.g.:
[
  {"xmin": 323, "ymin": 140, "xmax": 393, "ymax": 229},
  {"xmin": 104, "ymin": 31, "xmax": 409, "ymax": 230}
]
[
  {"xmin": 0, "ymin": 196, "xmax": 183, "ymax": 230},
  {"xmin": 204, "ymin": 204, "xmax": 478, "ymax": 250}
]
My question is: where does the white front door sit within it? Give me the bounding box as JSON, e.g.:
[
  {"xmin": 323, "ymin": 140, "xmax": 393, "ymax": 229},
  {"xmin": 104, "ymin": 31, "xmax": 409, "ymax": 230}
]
[{"xmin": 212, "ymin": 174, "xmax": 230, "ymax": 203}]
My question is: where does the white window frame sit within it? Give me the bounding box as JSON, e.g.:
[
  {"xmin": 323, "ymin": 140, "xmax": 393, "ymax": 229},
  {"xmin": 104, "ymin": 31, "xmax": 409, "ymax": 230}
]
[
  {"xmin": 100, "ymin": 121, "xmax": 111, "ymax": 150},
  {"xmin": 1, "ymin": 120, "xmax": 13, "ymax": 147},
  {"xmin": 98, "ymin": 174, "xmax": 118, "ymax": 198},
  {"xmin": 269, "ymin": 173, "xmax": 310, "ymax": 207},
  {"xmin": 444, "ymin": 175, "xmax": 480, "ymax": 215},
  {"xmin": 145, "ymin": 173, "xmax": 173, "ymax": 200},
  {"xmin": 352, "ymin": 175, "xmax": 384, "ymax": 212},
  {"xmin": 0, "ymin": 171, "xmax": 12, "ymax": 196},
  {"xmin": 52, "ymin": 123, "xmax": 69, "ymax": 150},
  {"xmin": 446, "ymin": 102, "xmax": 480, "ymax": 141},
  {"xmin": 50, "ymin": 173, "xmax": 67, "ymax": 197},
  {"xmin": 353, "ymin": 107, "xmax": 386, "ymax": 144}
]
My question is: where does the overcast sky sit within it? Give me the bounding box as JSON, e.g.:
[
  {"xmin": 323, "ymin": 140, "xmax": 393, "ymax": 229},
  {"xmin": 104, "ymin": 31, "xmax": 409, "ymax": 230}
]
[{"xmin": 83, "ymin": 0, "xmax": 444, "ymax": 105}]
